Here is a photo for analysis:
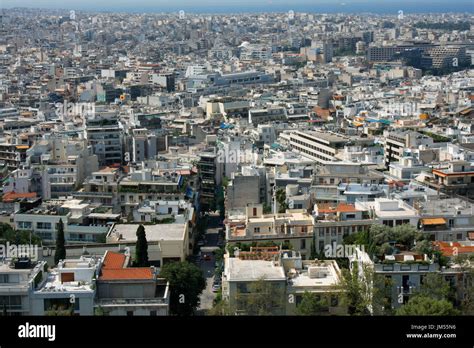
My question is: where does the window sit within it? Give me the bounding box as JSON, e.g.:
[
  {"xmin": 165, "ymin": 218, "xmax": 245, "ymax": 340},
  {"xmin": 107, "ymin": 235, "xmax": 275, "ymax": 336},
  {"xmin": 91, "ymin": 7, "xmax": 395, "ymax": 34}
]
[
  {"xmin": 254, "ymin": 227, "xmax": 260, "ymax": 233},
  {"xmin": 253, "ymin": 208, "xmax": 257, "ymax": 216},
  {"xmin": 237, "ymin": 283, "xmax": 248, "ymax": 293},
  {"xmin": 0, "ymin": 275, "xmax": 9, "ymax": 283},
  {"xmin": 127, "ymin": 311, "xmax": 134, "ymax": 316},
  {"xmin": 300, "ymin": 239, "xmax": 306, "ymax": 249},
  {"xmin": 17, "ymin": 221, "xmax": 32, "ymax": 229},
  {"xmin": 150, "ymin": 311, "xmax": 157, "ymax": 316},
  {"xmin": 37, "ymin": 222, "xmax": 52, "ymax": 230}
]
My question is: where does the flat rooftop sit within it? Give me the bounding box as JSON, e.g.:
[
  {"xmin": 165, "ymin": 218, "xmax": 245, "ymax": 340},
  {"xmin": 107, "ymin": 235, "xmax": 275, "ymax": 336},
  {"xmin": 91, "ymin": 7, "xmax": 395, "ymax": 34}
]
[
  {"xmin": 290, "ymin": 263, "xmax": 341, "ymax": 290},
  {"xmin": 108, "ymin": 223, "xmax": 186, "ymax": 242},
  {"xmin": 225, "ymin": 258, "xmax": 286, "ymax": 282},
  {"xmin": 36, "ymin": 271, "xmax": 94, "ymax": 294},
  {"xmin": 420, "ymin": 198, "xmax": 474, "ymax": 216},
  {"xmin": 295, "ymin": 130, "xmax": 348, "ymax": 143}
]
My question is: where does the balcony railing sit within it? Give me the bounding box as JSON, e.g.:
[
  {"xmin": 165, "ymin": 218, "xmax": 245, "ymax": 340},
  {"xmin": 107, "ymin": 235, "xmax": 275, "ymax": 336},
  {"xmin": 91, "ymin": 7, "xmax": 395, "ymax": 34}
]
[{"xmin": 96, "ymin": 297, "xmax": 168, "ymax": 306}]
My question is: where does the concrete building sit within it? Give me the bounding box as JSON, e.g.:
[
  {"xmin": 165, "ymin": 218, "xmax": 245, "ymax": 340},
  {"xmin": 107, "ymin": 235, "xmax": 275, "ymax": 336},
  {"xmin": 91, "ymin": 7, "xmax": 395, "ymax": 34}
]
[
  {"xmin": 289, "ymin": 131, "xmax": 348, "ymax": 164},
  {"xmin": 0, "ymin": 259, "xmax": 46, "ymax": 316},
  {"xmin": 85, "ymin": 113, "xmax": 123, "ymax": 166},
  {"xmin": 106, "ymin": 221, "xmax": 190, "ymax": 265},
  {"xmin": 96, "ymin": 251, "xmax": 169, "ymax": 316},
  {"xmin": 31, "ymin": 256, "xmax": 97, "ymax": 316}
]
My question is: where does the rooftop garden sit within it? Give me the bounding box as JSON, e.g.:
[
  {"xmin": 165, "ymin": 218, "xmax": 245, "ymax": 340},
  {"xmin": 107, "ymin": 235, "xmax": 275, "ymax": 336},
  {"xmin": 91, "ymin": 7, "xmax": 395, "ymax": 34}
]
[{"xmin": 343, "ymin": 224, "xmax": 449, "ymax": 266}]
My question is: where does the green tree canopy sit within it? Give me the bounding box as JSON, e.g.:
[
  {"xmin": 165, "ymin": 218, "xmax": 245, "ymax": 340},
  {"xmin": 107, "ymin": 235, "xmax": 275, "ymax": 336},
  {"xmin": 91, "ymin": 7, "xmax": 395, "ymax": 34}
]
[
  {"xmin": 396, "ymin": 295, "xmax": 459, "ymax": 316},
  {"xmin": 338, "ymin": 262, "xmax": 372, "ymax": 315},
  {"xmin": 236, "ymin": 279, "xmax": 286, "ymax": 315},
  {"xmin": 160, "ymin": 261, "xmax": 206, "ymax": 316},
  {"xmin": 54, "ymin": 218, "xmax": 66, "ymax": 265},
  {"xmin": 134, "ymin": 224, "xmax": 149, "ymax": 267},
  {"xmin": 415, "ymin": 273, "xmax": 454, "ymax": 302},
  {"xmin": 275, "ymin": 188, "xmax": 288, "ymax": 214},
  {"xmin": 295, "ymin": 291, "xmax": 330, "ymax": 316},
  {"xmin": 0, "ymin": 222, "xmax": 42, "ymax": 246}
]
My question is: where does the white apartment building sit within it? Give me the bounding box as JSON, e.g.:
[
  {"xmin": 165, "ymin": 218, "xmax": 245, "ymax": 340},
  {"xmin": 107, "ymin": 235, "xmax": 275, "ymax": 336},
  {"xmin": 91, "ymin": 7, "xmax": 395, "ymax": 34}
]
[{"xmin": 289, "ymin": 130, "xmax": 348, "ymax": 164}]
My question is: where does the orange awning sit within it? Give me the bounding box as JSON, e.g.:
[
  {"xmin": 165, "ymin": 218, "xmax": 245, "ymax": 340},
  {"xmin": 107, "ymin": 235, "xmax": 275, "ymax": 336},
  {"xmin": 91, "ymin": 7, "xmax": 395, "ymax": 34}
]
[{"xmin": 421, "ymin": 218, "xmax": 446, "ymax": 225}]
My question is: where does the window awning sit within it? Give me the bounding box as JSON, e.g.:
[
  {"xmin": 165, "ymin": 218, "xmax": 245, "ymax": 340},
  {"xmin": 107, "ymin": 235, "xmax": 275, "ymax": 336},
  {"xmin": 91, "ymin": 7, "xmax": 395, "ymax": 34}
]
[{"xmin": 421, "ymin": 218, "xmax": 446, "ymax": 225}]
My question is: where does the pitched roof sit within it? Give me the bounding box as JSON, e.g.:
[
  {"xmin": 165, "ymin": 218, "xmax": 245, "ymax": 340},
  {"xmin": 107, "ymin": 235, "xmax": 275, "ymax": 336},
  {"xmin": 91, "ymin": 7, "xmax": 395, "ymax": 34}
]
[
  {"xmin": 102, "ymin": 251, "xmax": 127, "ymax": 269},
  {"xmin": 2, "ymin": 191, "xmax": 37, "ymax": 203},
  {"xmin": 99, "ymin": 268, "xmax": 153, "ymax": 280},
  {"xmin": 99, "ymin": 251, "xmax": 153, "ymax": 281}
]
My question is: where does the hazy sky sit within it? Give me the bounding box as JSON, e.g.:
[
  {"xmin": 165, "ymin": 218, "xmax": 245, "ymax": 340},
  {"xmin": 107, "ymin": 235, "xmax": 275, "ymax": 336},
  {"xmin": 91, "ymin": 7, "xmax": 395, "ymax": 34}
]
[{"xmin": 1, "ymin": 0, "xmax": 473, "ymax": 13}]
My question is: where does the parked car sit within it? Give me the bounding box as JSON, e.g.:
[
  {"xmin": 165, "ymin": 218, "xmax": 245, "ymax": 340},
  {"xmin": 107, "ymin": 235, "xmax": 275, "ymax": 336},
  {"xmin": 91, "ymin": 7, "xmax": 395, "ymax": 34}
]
[{"xmin": 212, "ymin": 283, "xmax": 221, "ymax": 292}]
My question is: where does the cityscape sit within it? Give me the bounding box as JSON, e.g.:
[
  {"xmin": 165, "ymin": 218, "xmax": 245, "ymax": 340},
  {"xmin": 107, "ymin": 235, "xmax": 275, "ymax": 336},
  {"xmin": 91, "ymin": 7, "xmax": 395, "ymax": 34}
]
[{"xmin": 0, "ymin": 1, "xmax": 473, "ymax": 333}]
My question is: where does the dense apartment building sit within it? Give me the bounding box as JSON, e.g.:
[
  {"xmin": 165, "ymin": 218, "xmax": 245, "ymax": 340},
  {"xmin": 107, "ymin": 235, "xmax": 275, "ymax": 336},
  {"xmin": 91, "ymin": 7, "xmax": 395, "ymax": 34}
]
[
  {"xmin": 383, "ymin": 130, "xmax": 434, "ymax": 168},
  {"xmin": 288, "ymin": 131, "xmax": 348, "ymax": 164},
  {"xmin": 85, "ymin": 113, "xmax": 123, "ymax": 166}
]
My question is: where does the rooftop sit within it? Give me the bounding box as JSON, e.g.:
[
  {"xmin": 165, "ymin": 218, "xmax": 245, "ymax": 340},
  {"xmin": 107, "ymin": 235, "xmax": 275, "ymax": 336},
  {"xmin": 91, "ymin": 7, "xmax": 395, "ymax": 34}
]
[
  {"xmin": 419, "ymin": 198, "xmax": 474, "ymax": 216},
  {"xmin": 317, "ymin": 203, "xmax": 360, "ymax": 214},
  {"xmin": 225, "ymin": 257, "xmax": 286, "ymax": 282},
  {"xmin": 108, "ymin": 223, "xmax": 186, "ymax": 242},
  {"xmin": 289, "ymin": 261, "xmax": 341, "ymax": 291}
]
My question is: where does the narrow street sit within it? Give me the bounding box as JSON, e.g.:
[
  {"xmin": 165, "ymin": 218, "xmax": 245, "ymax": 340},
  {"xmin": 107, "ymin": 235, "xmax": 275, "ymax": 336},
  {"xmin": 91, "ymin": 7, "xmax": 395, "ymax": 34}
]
[{"xmin": 196, "ymin": 214, "xmax": 222, "ymax": 314}]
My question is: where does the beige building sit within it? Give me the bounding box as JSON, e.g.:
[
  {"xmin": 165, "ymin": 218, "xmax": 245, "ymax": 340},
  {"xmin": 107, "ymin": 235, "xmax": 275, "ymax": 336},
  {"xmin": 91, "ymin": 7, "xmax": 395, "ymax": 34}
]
[
  {"xmin": 222, "ymin": 249, "xmax": 346, "ymax": 315},
  {"xmin": 227, "ymin": 204, "xmax": 315, "ymax": 259},
  {"xmin": 106, "ymin": 221, "xmax": 189, "ymax": 265}
]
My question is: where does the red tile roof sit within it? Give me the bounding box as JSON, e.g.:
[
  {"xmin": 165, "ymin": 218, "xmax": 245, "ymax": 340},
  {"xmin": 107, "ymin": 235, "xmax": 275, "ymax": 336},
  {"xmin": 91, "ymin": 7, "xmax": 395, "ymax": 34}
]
[
  {"xmin": 2, "ymin": 191, "xmax": 37, "ymax": 203},
  {"xmin": 100, "ymin": 251, "xmax": 153, "ymax": 281},
  {"xmin": 102, "ymin": 251, "xmax": 127, "ymax": 269},
  {"xmin": 317, "ymin": 203, "xmax": 358, "ymax": 214},
  {"xmin": 434, "ymin": 241, "xmax": 474, "ymax": 257},
  {"xmin": 99, "ymin": 268, "xmax": 153, "ymax": 280}
]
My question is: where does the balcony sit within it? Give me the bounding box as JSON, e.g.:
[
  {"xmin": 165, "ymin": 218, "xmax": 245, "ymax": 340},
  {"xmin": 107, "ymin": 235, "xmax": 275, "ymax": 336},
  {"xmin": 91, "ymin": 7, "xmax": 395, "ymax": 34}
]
[{"xmin": 96, "ymin": 297, "xmax": 168, "ymax": 306}]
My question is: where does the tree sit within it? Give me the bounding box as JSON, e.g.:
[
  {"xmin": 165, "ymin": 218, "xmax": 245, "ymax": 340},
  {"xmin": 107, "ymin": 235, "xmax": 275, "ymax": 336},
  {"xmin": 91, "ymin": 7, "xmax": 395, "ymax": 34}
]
[
  {"xmin": 338, "ymin": 262, "xmax": 393, "ymax": 315},
  {"xmin": 160, "ymin": 261, "xmax": 206, "ymax": 316},
  {"xmin": 208, "ymin": 297, "xmax": 233, "ymax": 316},
  {"xmin": 54, "ymin": 219, "xmax": 66, "ymax": 265},
  {"xmin": 134, "ymin": 225, "xmax": 149, "ymax": 267},
  {"xmin": 275, "ymin": 188, "xmax": 288, "ymax": 214},
  {"xmin": 310, "ymin": 234, "xmax": 317, "ymax": 260},
  {"xmin": 235, "ymin": 279, "xmax": 286, "ymax": 315},
  {"xmin": 452, "ymin": 255, "xmax": 474, "ymax": 315},
  {"xmin": 216, "ymin": 185, "xmax": 225, "ymax": 220},
  {"xmin": 295, "ymin": 291, "xmax": 329, "ymax": 316},
  {"xmin": 0, "ymin": 223, "xmax": 41, "ymax": 246},
  {"xmin": 396, "ymin": 295, "xmax": 459, "ymax": 316},
  {"xmin": 338, "ymin": 262, "xmax": 372, "ymax": 315},
  {"xmin": 415, "ymin": 273, "xmax": 453, "ymax": 302}
]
